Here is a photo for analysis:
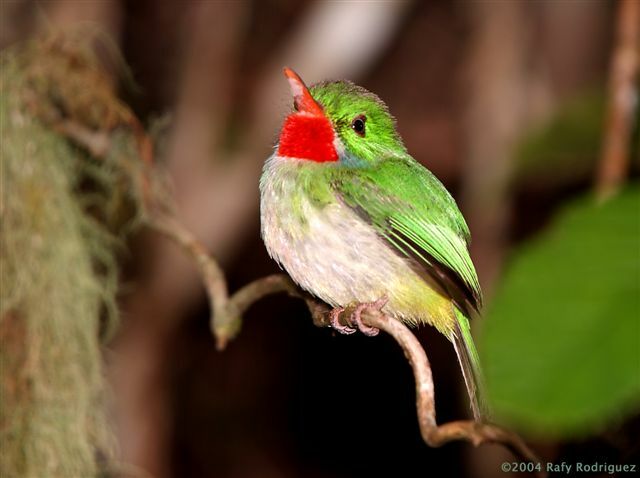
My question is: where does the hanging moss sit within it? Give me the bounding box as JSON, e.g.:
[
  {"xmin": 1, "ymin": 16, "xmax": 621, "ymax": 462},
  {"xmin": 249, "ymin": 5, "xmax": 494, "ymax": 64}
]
[{"xmin": 0, "ymin": 33, "xmax": 144, "ymax": 477}]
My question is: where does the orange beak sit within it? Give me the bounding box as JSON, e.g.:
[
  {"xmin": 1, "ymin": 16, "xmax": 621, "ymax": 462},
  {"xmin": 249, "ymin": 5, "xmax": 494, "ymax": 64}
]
[{"xmin": 283, "ymin": 67, "xmax": 324, "ymax": 116}]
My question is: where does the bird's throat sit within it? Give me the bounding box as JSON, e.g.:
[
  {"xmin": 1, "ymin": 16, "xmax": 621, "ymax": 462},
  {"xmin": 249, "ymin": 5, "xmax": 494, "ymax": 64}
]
[{"xmin": 277, "ymin": 114, "xmax": 338, "ymax": 163}]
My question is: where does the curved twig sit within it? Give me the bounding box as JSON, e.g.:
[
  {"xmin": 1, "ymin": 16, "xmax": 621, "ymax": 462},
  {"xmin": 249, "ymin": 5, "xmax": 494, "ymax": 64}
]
[
  {"xmin": 146, "ymin": 214, "xmax": 228, "ymax": 326},
  {"xmin": 213, "ymin": 274, "xmax": 300, "ymax": 350},
  {"xmin": 312, "ymin": 305, "xmax": 543, "ymax": 474},
  {"xmin": 147, "ymin": 213, "xmax": 302, "ymax": 349}
]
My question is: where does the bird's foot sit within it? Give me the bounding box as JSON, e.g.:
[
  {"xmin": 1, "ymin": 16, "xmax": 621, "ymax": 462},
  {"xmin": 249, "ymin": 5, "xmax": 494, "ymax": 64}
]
[
  {"xmin": 351, "ymin": 296, "xmax": 388, "ymax": 337},
  {"xmin": 329, "ymin": 306, "xmax": 356, "ymax": 335},
  {"xmin": 329, "ymin": 296, "xmax": 388, "ymax": 337}
]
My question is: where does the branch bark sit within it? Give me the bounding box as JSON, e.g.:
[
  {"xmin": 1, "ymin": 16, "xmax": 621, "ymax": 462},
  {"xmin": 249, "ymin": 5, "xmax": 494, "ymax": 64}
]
[{"xmin": 596, "ymin": 0, "xmax": 640, "ymax": 200}]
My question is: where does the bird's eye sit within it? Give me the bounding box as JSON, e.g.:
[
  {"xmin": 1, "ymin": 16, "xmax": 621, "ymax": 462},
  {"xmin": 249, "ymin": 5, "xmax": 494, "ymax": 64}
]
[{"xmin": 351, "ymin": 115, "xmax": 366, "ymax": 137}]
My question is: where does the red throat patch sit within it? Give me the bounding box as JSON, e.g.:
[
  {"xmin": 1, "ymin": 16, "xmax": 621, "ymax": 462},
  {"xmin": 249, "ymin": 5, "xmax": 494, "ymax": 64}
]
[{"xmin": 277, "ymin": 114, "xmax": 338, "ymax": 163}]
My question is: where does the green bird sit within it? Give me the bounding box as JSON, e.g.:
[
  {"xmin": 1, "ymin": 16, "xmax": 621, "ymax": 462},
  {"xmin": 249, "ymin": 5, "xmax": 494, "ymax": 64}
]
[{"xmin": 260, "ymin": 68, "xmax": 485, "ymax": 420}]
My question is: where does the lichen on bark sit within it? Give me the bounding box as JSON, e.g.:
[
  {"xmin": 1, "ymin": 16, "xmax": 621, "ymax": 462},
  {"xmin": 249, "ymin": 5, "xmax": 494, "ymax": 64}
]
[{"xmin": 0, "ymin": 34, "xmax": 136, "ymax": 478}]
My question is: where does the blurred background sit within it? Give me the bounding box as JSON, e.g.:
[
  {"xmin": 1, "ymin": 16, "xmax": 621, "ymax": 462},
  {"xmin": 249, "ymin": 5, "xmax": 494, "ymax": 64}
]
[{"xmin": 1, "ymin": 1, "xmax": 638, "ymax": 478}]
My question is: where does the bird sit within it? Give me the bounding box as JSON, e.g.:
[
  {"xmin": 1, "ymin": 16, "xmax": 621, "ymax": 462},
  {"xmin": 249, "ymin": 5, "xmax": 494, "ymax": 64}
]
[{"xmin": 260, "ymin": 67, "xmax": 485, "ymax": 420}]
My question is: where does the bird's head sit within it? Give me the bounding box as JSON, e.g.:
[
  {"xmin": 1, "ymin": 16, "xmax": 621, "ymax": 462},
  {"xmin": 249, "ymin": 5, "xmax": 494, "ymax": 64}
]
[{"xmin": 277, "ymin": 68, "xmax": 406, "ymax": 166}]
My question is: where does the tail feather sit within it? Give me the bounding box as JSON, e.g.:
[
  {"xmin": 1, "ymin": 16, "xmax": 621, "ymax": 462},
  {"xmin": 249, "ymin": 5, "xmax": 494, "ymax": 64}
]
[{"xmin": 452, "ymin": 308, "xmax": 487, "ymax": 421}]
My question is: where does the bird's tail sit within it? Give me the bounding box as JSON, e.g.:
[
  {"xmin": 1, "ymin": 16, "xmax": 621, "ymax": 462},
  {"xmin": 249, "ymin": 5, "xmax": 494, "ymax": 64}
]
[{"xmin": 451, "ymin": 307, "xmax": 487, "ymax": 421}]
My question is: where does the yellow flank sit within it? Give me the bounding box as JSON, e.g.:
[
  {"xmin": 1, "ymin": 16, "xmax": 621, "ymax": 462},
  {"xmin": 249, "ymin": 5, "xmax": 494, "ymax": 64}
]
[{"xmin": 386, "ymin": 271, "xmax": 456, "ymax": 335}]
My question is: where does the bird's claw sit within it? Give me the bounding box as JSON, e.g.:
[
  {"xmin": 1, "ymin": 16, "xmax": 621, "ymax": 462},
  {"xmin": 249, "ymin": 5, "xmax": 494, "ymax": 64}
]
[
  {"xmin": 330, "ymin": 306, "xmax": 356, "ymax": 335},
  {"xmin": 329, "ymin": 296, "xmax": 388, "ymax": 336}
]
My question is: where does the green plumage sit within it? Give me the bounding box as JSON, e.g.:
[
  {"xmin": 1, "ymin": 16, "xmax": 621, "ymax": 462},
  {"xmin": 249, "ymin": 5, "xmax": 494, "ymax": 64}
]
[
  {"xmin": 330, "ymin": 156, "xmax": 481, "ymax": 309},
  {"xmin": 261, "ymin": 75, "xmax": 486, "ymax": 420}
]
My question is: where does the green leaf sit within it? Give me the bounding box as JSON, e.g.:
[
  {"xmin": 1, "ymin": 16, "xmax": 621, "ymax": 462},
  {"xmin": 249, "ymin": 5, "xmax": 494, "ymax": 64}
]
[{"xmin": 481, "ymin": 186, "xmax": 640, "ymax": 438}]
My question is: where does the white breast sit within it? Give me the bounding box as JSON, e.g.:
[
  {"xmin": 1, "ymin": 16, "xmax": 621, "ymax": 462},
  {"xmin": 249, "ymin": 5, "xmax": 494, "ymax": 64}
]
[{"xmin": 260, "ymin": 155, "xmax": 423, "ymax": 310}]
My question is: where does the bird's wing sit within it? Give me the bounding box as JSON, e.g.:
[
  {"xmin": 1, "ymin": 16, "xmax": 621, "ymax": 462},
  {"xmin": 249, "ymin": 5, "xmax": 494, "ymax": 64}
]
[{"xmin": 331, "ymin": 156, "xmax": 482, "ymax": 316}]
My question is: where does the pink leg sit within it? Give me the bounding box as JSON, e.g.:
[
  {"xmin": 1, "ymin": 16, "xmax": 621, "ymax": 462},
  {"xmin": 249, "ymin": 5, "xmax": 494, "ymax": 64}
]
[
  {"xmin": 329, "ymin": 306, "xmax": 356, "ymax": 335},
  {"xmin": 351, "ymin": 296, "xmax": 388, "ymax": 337}
]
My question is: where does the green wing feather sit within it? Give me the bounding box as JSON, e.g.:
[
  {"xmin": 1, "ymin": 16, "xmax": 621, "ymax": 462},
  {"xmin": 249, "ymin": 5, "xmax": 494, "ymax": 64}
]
[{"xmin": 331, "ymin": 155, "xmax": 482, "ymax": 312}]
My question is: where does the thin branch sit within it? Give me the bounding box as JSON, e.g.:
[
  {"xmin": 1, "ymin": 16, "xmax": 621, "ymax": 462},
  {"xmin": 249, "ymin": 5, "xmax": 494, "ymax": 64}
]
[
  {"xmin": 213, "ymin": 274, "xmax": 299, "ymax": 350},
  {"xmin": 146, "ymin": 216, "xmax": 303, "ymax": 351},
  {"xmin": 596, "ymin": 0, "xmax": 639, "ymax": 200},
  {"xmin": 146, "ymin": 214, "xmax": 229, "ymax": 328}
]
